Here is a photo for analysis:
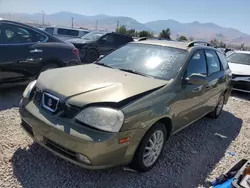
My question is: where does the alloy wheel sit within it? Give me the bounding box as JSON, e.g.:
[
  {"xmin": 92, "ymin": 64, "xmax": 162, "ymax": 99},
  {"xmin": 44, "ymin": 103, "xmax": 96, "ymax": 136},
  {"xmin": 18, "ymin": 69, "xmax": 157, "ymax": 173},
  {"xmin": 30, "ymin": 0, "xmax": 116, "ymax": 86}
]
[{"xmin": 142, "ymin": 130, "xmax": 164, "ymax": 167}]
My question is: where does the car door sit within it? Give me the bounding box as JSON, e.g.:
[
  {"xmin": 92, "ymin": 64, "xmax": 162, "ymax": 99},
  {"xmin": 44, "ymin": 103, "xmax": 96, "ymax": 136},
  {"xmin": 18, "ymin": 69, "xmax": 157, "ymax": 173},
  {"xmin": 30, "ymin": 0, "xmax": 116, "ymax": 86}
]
[
  {"xmin": 172, "ymin": 50, "xmax": 209, "ymax": 131},
  {"xmin": 204, "ymin": 49, "xmax": 225, "ymax": 109},
  {"xmin": 0, "ymin": 22, "xmax": 46, "ymax": 84},
  {"xmin": 97, "ymin": 33, "xmax": 116, "ymax": 55}
]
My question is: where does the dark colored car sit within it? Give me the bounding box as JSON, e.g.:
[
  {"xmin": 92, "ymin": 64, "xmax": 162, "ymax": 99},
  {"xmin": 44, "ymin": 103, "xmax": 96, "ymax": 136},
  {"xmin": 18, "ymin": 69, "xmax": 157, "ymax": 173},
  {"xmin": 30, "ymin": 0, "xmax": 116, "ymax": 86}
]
[
  {"xmin": 67, "ymin": 31, "xmax": 133, "ymax": 62},
  {"xmin": 0, "ymin": 19, "xmax": 81, "ymax": 87},
  {"xmin": 19, "ymin": 40, "xmax": 232, "ymax": 172}
]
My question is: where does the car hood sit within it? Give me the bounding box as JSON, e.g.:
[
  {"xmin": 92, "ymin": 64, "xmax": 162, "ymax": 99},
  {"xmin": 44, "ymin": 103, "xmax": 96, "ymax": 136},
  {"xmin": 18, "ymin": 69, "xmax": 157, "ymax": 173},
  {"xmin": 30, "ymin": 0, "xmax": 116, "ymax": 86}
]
[
  {"xmin": 228, "ymin": 62, "xmax": 250, "ymax": 75},
  {"xmin": 36, "ymin": 64, "xmax": 168, "ymax": 107},
  {"xmin": 66, "ymin": 38, "xmax": 94, "ymax": 44}
]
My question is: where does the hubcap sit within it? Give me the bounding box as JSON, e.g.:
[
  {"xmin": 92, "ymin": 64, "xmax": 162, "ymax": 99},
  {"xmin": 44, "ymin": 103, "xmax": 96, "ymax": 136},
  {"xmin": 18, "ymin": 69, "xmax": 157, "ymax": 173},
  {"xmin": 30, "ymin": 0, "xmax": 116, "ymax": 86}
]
[
  {"xmin": 216, "ymin": 96, "xmax": 224, "ymax": 115},
  {"xmin": 142, "ymin": 130, "xmax": 164, "ymax": 167}
]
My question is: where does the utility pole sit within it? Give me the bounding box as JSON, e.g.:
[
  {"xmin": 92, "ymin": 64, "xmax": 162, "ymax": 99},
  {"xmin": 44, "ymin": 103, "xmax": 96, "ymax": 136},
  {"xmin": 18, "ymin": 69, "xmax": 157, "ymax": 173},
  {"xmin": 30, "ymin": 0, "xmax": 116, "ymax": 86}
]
[
  {"xmin": 95, "ymin": 20, "xmax": 98, "ymax": 30},
  {"xmin": 116, "ymin": 20, "xmax": 119, "ymax": 29},
  {"xmin": 71, "ymin": 17, "xmax": 74, "ymax": 28},
  {"xmin": 42, "ymin": 11, "xmax": 44, "ymax": 26}
]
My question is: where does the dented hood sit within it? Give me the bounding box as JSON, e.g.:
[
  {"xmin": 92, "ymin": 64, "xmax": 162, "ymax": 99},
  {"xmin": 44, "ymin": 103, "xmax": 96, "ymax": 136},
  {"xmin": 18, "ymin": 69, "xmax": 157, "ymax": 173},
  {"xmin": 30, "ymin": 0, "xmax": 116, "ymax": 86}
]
[{"xmin": 36, "ymin": 64, "xmax": 167, "ymax": 107}]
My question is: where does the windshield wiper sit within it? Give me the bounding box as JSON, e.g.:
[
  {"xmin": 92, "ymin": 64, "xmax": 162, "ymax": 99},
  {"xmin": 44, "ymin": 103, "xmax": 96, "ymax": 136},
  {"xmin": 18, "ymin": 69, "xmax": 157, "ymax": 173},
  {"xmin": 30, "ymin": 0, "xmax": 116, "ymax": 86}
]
[
  {"xmin": 118, "ymin": 68, "xmax": 152, "ymax": 78},
  {"xmin": 95, "ymin": 62, "xmax": 115, "ymax": 69}
]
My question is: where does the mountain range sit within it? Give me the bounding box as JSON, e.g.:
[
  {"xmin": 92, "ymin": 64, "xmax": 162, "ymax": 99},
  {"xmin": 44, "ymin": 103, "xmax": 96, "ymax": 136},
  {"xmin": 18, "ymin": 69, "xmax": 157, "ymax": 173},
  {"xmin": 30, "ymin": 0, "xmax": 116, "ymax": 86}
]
[{"xmin": 1, "ymin": 11, "xmax": 250, "ymax": 45}]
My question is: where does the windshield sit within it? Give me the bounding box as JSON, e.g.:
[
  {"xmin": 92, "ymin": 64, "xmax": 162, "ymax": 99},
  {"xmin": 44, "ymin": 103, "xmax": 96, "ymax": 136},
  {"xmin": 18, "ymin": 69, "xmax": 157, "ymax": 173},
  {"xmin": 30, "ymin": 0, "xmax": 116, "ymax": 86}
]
[
  {"xmin": 81, "ymin": 31, "xmax": 107, "ymax": 40},
  {"xmin": 227, "ymin": 52, "xmax": 250, "ymax": 65},
  {"xmin": 96, "ymin": 43, "xmax": 188, "ymax": 80}
]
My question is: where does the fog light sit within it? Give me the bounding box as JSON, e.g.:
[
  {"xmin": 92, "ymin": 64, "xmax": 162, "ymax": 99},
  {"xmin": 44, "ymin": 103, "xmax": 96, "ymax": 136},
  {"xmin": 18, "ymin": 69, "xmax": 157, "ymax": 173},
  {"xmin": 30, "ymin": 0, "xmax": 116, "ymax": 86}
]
[{"xmin": 76, "ymin": 153, "xmax": 91, "ymax": 164}]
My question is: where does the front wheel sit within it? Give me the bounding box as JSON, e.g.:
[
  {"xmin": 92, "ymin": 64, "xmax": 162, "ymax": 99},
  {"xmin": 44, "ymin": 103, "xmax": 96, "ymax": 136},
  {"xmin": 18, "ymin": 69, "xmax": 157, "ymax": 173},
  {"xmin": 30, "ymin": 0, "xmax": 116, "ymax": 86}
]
[{"xmin": 130, "ymin": 122, "xmax": 167, "ymax": 172}]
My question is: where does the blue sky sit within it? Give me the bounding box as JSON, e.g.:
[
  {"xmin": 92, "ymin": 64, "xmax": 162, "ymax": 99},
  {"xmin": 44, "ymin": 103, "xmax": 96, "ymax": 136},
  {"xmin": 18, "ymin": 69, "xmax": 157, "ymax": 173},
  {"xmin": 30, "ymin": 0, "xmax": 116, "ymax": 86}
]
[{"xmin": 0, "ymin": 0, "xmax": 250, "ymax": 34}]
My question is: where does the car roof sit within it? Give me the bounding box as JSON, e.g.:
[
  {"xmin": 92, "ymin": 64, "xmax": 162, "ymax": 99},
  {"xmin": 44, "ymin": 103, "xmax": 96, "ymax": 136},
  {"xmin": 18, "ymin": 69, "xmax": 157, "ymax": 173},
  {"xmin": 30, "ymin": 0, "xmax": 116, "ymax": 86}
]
[
  {"xmin": 233, "ymin": 50, "xmax": 250, "ymax": 54},
  {"xmin": 132, "ymin": 40, "xmax": 215, "ymax": 51}
]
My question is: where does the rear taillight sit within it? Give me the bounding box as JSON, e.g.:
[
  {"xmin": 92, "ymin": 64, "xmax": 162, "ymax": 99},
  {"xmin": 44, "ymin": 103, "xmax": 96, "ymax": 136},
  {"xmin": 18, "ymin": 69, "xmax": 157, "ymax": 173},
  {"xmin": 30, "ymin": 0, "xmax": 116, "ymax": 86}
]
[{"xmin": 72, "ymin": 48, "xmax": 79, "ymax": 56}]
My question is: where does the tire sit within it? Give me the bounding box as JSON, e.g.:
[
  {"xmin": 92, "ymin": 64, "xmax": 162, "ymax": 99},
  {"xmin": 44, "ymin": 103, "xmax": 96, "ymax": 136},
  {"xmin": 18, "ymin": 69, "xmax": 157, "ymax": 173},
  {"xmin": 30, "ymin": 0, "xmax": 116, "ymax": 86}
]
[
  {"xmin": 85, "ymin": 49, "xmax": 99, "ymax": 63},
  {"xmin": 130, "ymin": 122, "xmax": 167, "ymax": 172},
  {"xmin": 37, "ymin": 64, "xmax": 58, "ymax": 78},
  {"xmin": 208, "ymin": 94, "xmax": 225, "ymax": 119}
]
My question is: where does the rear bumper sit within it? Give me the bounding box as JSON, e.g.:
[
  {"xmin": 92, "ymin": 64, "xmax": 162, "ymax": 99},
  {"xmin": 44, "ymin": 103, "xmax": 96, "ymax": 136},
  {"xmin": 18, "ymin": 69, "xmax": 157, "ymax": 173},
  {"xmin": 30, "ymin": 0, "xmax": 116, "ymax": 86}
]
[{"xmin": 19, "ymin": 98, "xmax": 144, "ymax": 170}]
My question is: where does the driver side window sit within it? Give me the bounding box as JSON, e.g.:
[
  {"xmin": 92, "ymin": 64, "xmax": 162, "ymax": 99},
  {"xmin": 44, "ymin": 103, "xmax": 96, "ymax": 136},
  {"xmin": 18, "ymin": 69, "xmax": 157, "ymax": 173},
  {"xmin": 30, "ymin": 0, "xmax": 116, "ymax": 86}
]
[
  {"xmin": 186, "ymin": 50, "xmax": 207, "ymax": 77},
  {"xmin": 99, "ymin": 34, "xmax": 114, "ymax": 44}
]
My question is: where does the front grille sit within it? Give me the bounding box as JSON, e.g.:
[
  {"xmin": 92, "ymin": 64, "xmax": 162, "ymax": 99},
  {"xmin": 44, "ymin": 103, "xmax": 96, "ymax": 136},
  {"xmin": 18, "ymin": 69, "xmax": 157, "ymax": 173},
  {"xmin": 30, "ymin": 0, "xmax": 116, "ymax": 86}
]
[
  {"xmin": 232, "ymin": 74, "xmax": 250, "ymax": 79},
  {"xmin": 60, "ymin": 104, "xmax": 81, "ymax": 119},
  {"xmin": 45, "ymin": 138, "xmax": 77, "ymax": 161},
  {"xmin": 21, "ymin": 120, "xmax": 34, "ymax": 137},
  {"xmin": 33, "ymin": 89, "xmax": 79, "ymax": 118},
  {"xmin": 33, "ymin": 89, "xmax": 43, "ymax": 105},
  {"xmin": 232, "ymin": 80, "xmax": 250, "ymax": 91}
]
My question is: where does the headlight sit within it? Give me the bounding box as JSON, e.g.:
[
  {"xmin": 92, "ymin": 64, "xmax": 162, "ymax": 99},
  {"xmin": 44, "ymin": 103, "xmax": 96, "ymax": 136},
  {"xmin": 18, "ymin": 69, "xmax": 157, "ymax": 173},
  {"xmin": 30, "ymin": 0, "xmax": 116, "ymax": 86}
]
[
  {"xmin": 23, "ymin": 80, "xmax": 37, "ymax": 98},
  {"xmin": 75, "ymin": 107, "xmax": 124, "ymax": 132}
]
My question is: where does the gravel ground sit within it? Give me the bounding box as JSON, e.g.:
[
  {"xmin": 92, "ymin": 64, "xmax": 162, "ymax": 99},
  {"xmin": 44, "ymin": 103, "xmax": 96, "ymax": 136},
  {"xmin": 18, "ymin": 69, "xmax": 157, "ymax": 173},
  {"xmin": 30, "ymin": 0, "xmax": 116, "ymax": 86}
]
[{"xmin": 0, "ymin": 87, "xmax": 250, "ymax": 188}]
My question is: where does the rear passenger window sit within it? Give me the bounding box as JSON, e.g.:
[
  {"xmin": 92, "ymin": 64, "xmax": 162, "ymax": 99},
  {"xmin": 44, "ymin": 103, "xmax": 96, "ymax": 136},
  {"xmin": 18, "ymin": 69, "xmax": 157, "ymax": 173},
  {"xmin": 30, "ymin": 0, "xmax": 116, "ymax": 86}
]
[
  {"xmin": 114, "ymin": 35, "xmax": 127, "ymax": 45},
  {"xmin": 217, "ymin": 51, "xmax": 229, "ymax": 70},
  {"xmin": 57, "ymin": 28, "xmax": 79, "ymax": 36},
  {"xmin": 187, "ymin": 50, "xmax": 207, "ymax": 77},
  {"xmin": 1, "ymin": 23, "xmax": 47, "ymax": 44},
  {"xmin": 45, "ymin": 27, "xmax": 54, "ymax": 35},
  {"xmin": 205, "ymin": 50, "xmax": 221, "ymax": 74}
]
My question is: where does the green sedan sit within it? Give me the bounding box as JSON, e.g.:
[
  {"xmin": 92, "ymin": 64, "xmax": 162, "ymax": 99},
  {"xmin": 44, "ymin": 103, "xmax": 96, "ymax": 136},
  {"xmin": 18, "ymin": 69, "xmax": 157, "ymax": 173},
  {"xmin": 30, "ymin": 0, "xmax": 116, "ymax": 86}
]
[{"xmin": 19, "ymin": 40, "xmax": 232, "ymax": 172}]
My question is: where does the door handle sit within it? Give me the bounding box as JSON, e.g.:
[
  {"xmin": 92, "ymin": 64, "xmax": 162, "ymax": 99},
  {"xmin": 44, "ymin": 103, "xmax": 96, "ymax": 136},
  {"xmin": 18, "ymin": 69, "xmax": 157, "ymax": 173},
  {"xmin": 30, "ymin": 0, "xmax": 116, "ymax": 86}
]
[
  {"xmin": 30, "ymin": 49, "xmax": 43, "ymax": 53},
  {"xmin": 18, "ymin": 58, "xmax": 34, "ymax": 63},
  {"xmin": 18, "ymin": 60, "xmax": 27, "ymax": 63}
]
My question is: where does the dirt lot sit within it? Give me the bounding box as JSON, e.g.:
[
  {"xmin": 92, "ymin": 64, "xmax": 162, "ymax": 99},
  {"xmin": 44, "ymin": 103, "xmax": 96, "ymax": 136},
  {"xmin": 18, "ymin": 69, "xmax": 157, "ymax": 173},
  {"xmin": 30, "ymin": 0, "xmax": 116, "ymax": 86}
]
[{"xmin": 0, "ymin": 87, "xmax": 250, "ymax": 188}]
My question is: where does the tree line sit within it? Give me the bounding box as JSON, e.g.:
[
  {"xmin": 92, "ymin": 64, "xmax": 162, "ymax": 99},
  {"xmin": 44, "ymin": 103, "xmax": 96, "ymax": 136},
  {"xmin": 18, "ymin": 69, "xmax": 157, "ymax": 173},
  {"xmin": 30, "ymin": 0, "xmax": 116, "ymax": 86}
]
[
  {"xmin": 116, "ymin": 25, "xmax": 188, "ymax": 41},
  {"xmin": 116, "ymin": 25, "xmax": 249, "ymax": 50}
]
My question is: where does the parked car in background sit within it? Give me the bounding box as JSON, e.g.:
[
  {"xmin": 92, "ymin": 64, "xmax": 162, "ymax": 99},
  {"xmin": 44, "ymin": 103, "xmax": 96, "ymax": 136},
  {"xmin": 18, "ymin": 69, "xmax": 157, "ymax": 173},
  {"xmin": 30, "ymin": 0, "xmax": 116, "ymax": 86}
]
[
  {"xmin": 227, "ymin": 51, "xmax": 250, "ymax": 93},
  {"xmin": 67, "ymin": 31, "xmax": 134, "ymax": 62},
  {"xmin": 44, "ymin": 27, "xmax": 90, "ymax": 41},
  {"xmin": 134, "ymin": 37, "xmax": 170, "ymax": 42},
  {"xmin": 0, "ymin": 19, "xmax": 81, "ymax": 87},
  {"xmin": 19, "ymin": 40, "xmax": 232, "ymax": 172}
]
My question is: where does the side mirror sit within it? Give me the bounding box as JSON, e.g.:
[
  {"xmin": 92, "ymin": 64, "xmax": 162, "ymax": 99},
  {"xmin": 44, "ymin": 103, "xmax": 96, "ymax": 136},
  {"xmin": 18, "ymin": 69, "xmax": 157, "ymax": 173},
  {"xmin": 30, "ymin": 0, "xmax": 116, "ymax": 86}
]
[{"xmin": 186, "ymin": 73, "xmax": 208, "ymax": 85}]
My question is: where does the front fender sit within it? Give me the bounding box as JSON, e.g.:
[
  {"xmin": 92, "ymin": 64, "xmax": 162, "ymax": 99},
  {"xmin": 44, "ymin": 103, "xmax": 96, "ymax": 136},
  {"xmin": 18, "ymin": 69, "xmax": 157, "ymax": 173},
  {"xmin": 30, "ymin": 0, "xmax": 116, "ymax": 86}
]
[{"xmin": 121, "ymin": 90, "xmax": 175, "ymax": 132}]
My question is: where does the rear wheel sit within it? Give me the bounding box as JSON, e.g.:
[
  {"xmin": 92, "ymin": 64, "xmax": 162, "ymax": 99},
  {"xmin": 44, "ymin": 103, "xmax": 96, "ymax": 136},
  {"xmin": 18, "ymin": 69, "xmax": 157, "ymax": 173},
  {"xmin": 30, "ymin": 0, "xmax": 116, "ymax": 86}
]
[
  {"xmin": 208, "ymin": 94, "xmax": 225, "ymax": 118},
  {"xmin": 130, "ymin": 122, "xmax": 167, "ymax": 172},
  {"xmin": 85, "ymin": 49, "xmax": 99, "ymax": 63}
]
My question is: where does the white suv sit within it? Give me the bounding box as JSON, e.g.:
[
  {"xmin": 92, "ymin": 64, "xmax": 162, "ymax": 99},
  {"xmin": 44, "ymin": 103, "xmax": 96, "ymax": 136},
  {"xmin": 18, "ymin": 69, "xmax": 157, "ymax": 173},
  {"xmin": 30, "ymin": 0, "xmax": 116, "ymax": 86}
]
[{"xmin": 44, "ymin": 27, "xmax": 90, "ymax": 41}]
